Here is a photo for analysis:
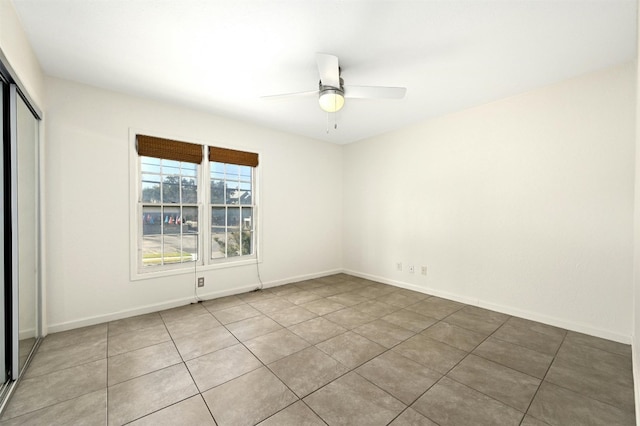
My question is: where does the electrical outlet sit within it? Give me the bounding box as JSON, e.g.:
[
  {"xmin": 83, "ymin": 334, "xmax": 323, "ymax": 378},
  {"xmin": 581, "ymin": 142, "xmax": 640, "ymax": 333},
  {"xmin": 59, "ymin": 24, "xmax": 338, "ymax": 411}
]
[
  {"xmin": 197, "ymin": 277, "xmax": 205, "ymax": 288},
  {"xmin": 421, "ymin": 266, "xmax": 427, "ymax": 276},
  {"xmin": 396, "ymin": 262, "xmax": 403, "ymax": 271},
  {"xmin": 408, "ymin": 265, "xmax": 415, "ymax": 274}
]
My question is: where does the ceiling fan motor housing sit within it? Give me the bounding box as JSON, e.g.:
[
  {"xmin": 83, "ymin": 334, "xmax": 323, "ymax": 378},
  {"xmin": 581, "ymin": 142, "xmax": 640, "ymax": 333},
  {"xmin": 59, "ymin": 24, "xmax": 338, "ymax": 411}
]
[{"xmin": 318, "ymin": 76, "xmax": 345, "ymax": 112}]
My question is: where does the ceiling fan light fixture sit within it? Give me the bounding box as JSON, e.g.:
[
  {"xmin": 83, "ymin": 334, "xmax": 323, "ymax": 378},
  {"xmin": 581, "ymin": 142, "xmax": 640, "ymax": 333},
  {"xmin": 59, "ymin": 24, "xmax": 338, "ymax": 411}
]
[{"xmin": 318, "ymin": 88, "xmax": 345, "ymax": 112}]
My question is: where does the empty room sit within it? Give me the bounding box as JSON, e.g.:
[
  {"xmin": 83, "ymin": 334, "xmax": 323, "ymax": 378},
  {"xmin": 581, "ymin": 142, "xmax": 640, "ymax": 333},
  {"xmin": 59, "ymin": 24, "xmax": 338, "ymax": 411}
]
[{"xmin": 0, "ymin": 0, "xmax": 639, "ymax": 425}]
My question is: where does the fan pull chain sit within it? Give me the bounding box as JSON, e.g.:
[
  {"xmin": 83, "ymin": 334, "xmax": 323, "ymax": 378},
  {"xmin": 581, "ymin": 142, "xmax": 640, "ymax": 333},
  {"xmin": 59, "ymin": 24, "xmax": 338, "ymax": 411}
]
[{"xmin": 325, "ymin": 112, "xmax": 338, "ymax": 133}]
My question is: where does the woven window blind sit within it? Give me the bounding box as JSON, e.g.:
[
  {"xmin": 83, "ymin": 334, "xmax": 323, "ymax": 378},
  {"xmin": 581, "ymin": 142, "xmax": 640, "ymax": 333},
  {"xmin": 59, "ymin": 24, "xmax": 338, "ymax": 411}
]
[
  {"xmin": 209, "ymin": 146, "xmax": 259, "ymax": 167},
  {"xmin": 136, "ymin": 135, "xmax": 203, "ymax": 164}
]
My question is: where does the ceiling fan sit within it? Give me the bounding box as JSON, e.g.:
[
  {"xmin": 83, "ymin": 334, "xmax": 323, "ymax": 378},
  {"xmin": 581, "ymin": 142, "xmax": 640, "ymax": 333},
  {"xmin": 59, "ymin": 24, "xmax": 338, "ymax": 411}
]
[{"xmin": 263, "ymin": 53, "xmax": 407, "ymax": 113}]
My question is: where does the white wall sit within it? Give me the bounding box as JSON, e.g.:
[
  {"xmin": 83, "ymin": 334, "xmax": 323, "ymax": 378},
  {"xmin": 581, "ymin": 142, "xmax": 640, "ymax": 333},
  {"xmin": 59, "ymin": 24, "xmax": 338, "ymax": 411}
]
[
  {"xmin": 344, "ymin": 63, "xmax": 636, "ymax": 343},
  {"xmin": 44, "ymin": 77, "xmax": 343, "ymax": 331}
]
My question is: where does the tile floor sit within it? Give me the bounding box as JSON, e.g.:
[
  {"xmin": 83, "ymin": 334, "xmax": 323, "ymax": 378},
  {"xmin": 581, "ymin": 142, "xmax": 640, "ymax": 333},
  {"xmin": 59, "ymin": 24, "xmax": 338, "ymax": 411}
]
[{"xmin": 0, "ymin": 274, "xmax": 635, "ymax": 425}]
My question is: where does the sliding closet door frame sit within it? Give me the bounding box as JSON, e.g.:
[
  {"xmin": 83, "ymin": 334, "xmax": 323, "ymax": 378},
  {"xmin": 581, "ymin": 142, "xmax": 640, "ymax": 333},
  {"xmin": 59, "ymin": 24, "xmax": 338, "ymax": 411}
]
[
  {"xmin": 8, "ymin": 85, "xmax": 17, "ymax": 380},
  {"xmin": 0, "ymin": 78, "xmax": 5, "ymax": 388},
  {"xmin": 0, "ymin": 50, "xmax": 43, "ymax": 417}
]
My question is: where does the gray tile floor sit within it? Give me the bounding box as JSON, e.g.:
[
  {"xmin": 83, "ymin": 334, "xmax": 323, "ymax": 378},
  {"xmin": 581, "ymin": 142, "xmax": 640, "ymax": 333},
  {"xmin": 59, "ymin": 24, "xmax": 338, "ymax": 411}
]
[{"xmin": 0, "ymin": 274, "xmax": 635, "ymax": 425}]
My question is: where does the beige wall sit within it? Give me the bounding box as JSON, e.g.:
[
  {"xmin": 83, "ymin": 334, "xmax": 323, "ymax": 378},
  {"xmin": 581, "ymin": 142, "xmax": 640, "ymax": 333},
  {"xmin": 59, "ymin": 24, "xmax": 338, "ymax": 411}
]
[
  {"xmin": 344, "ymin": 63, "xmax": 636, "ymax": 342},
  {"xmin": 44, "ymin": 77, "xmax": 343, "ymax": 331},
  {"xmin": 0, "ymin": 0, "xmax": 44, "ymax": 108},
  {"xmin": 3, "ymin": 0, "xmax": 638, "ymax": 349}
]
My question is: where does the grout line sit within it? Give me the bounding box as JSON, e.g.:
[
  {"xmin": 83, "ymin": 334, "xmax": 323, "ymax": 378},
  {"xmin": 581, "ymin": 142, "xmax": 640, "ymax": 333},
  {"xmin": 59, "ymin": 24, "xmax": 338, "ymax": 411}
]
[
  {"xmin": 393, "ymin": 310, "xmax": 523, "ymax": 424},
  {"xmin": 218, "ymin": 297, "xmax": 307, "ymax": 424},
  {"xmin": 15, "ymin": 275, "xmax": 635, "ymax": 425},
  {"xmin": 271, "ymin": 298, "xmax": 423, "ymax": 422},
  {"xmin": 529, "ymin": 330, "xmax": 636, "ymax": 414},
  {"xmin": 115, "ymin": 310, "xmax": 217, "ymax": 425},
  {"xmin": 235, "ymin": 280, "xmax": 399, "ymax": 423},
  {"xmin": 519, "ymin": 329, "xmax": 568, "ymax": 425}
]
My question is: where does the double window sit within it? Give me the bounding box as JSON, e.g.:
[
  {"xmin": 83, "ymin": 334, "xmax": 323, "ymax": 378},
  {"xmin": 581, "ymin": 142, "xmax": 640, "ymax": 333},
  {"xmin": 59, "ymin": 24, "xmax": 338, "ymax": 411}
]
[{"xmin": 134, "ymin": 135, "xmax": 258, "ymax": 275}]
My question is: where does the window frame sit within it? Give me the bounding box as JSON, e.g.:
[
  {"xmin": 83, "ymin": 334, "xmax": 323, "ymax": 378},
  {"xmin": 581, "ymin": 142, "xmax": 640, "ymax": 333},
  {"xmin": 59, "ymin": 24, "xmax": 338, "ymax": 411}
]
[
  {"xmin": 138, "ymin": 156, "xmax": 201, "ymax": 272},
  {"xmin": 129, "ymin": 130, "xmax": 261, "ymax": 281},
  {"xmin": 209, "ymin": 161, "xmax": 257, "ymax": 263}
]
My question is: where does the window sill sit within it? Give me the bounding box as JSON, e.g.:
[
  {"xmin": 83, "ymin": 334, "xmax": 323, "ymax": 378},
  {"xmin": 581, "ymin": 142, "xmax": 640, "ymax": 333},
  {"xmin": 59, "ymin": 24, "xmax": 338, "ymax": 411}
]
[{"xmin": 130, "ymin": 257, "xmax": 260, "ymax": 281}]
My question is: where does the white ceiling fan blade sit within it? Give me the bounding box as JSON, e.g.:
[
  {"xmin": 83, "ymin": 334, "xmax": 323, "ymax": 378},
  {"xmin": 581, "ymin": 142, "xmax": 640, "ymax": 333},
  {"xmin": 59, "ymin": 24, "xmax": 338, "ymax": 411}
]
[
  {"xmin": 316, "ymin": 53, "xmax": 340, "ymax": 88},
  {"xmin": 261, "ymin": 90, "xmax": 317, "ymax": 101},
  {"xmin": 344, "ymin": 85, "xmax": 407, "ymax": 99}
]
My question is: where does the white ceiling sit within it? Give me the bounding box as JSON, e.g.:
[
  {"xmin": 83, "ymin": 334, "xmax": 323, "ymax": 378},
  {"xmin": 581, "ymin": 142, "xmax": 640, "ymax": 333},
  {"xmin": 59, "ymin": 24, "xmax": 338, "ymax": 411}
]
[{"xmin": 12, "ymin": 0, "xmax": 637, "ymax": 144}]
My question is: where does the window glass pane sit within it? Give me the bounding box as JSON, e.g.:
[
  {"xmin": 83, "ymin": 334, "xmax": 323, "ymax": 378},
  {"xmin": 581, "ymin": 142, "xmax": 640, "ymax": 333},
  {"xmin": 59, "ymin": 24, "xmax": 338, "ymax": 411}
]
[
  {"xmin": 182, "ymin": 234, "xmax": 198, "ymax": 262},
  {"xmin": 241, "ymin": 207, "xmax": 253, "ymax": 230},
  {"xmin": 227, "ymin": 231, "xmax": 241, "ymax": 257},
  {"xmin": 183, "ymin": 206, "xmax": 198, "ymax": 233},
  {"xmin": 163, "ymin": 206, "xmax": 181, "ymax": 234},
  {"xmin": 141, "ymin": 158, "xmax": 161, "ymax": 174},
  {"xmin": 226, "ymin": 185, "xmax": 239, "ymax": 205},
  {"xmin": 212, "ymin": 207, "xmax": 225, "ymax": 227},
  {"xmin": 227, "ymin": 207, "xmax": 240, "ymax": 228},
  {"xmin": 211, "ymin": 180, "xmax": 225, "ymax": 204},
  {"xmin": 223, "ymin": 230, "xmax": 252, "ymax": 257},
  {"xmin": 212, "ymin": 162, "xmax": 225, "ymax": 173},
  {"xmin": 163, "ymin": 234, "xmax": 184, "ymax": 264},
  {"xmin": 226, "ymin": 164, "xmax": 239, "ymax": 176},
  {"xmin": 211, "ymin": 230, "xmax": 225, "ymax": 259},
  {"xmin": 239, "ymin": 181, "xmax": 251, "ymax": 205},
  {"xmin": 239, "ymin": 166, "xmax": 251, "ymax": 178},
  {"xmin": 142, "ymin": 206, "xmax": 162, "ymax": 235},
  {"xmin": 162, "ymin": 167, "xmax": 180, "ymax": 179},
  {"xmin": 181, "ymin": 162, "xmax": 197, "ymax": 177},
  {"xmin": 242, "ymin": 231, "xmax": 253, "ymax": 256},
  {"xmin": 163, "ymin": 159, "xmax": 180, "ymax": 169},
  {"xmin": 211, "ymin": 162, "xmax": 225, "ymax": 180},
  {"xmin": 141, "ymin": 174, "xmax": 161, "ymax": 203},
  {"xmin": 142, "ymin": 235, "xmax": 163, "ymax": 267},
  {"xmin": 142, "ymin": 206, "xmax": 162, "ymax": 268},
  {"xmin": 182, "ymin": 177, "xmax": 198, "ymax": 203},
  {"xmin": 240, "ymin": 208, "xmax": 253, "ymax": 256},
  {"xmin": 162, "ymin": 176, "xmax": 180, "ymax": 203}
]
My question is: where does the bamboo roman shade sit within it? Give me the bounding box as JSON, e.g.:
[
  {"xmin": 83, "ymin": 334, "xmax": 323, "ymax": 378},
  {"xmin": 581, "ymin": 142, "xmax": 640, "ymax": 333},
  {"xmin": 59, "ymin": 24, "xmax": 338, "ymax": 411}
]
[
  {"xmin": 136, "ymin": 135, "xmax": 203, "ymax": 164},
  {"xmin": 209, "ymin": 146, "xmax": 259, "ymax": 167}
]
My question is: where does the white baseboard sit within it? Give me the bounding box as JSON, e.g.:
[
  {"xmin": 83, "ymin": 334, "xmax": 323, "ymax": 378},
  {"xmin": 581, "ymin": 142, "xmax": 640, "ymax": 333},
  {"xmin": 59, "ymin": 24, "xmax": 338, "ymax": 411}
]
[
  {"xmin": 46, "ymin": 268, "xmax": 343, "ymax": 334},
  {"xmin": 46, "ymin": 295, "xmax": 200, "ymax": 334},
  {"xmin": 259, "ymin": 268, "xmax": 343, "ymax": 289},
  {"xmin": 47, "ymin": 266, "xmax": 630, "ymax": 344},
  {"xmin": 19, "ymin": 328, "xmax": 37, "ymax": 340},
  {"xmin": 343, "ymin": 268, "xmax": 632, "ymax": 344}
]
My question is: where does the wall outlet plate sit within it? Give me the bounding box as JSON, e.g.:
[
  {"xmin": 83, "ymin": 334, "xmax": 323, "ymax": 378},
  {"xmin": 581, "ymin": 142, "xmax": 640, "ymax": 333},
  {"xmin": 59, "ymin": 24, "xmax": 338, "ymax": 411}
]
[
  {"xmin": 197, "ymin": 277, "xmax": 205, "ymax": 287},
  {"xmin": 408, "ymin": 265, "xmax": 415, "ymax": 273},
  {"xmin": 421, "ymin": 266, "xmax": 427, "ymax": 276},
  {"xmin": 396, "ymin": 262, "xmax": 403, "ymax": 271}
]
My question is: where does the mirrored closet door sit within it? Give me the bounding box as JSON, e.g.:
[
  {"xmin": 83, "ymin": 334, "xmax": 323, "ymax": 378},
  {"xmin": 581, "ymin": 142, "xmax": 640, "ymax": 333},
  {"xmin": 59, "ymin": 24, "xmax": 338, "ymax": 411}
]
[
  {"xmin": 0, "ymin": 67, "xmax": 42, "ymax": 413},
  {"xmin": 12, "ymin": 85, "xmax": 40, "ymax": 375}
]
